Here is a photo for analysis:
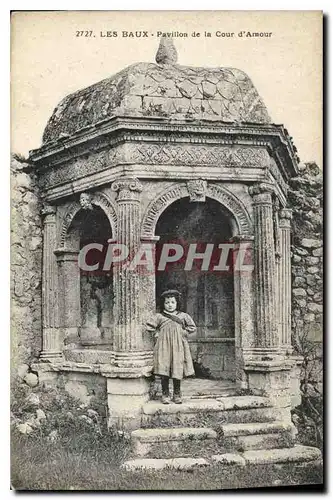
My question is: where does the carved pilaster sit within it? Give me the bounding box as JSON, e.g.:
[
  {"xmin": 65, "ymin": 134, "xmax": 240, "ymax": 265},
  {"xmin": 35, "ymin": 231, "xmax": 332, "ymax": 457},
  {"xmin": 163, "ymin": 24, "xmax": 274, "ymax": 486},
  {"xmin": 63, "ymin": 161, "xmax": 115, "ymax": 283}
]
[
  {"xmin": 111, "ymin": 178, "xmax": 143, "ymax": 353},
  {"xmin": 273, "ymin": 197, "xmax": 281, "ymax": 259},
  {"xmin": 249, "ymin": 183, "xmax": 278, "ymax": 350},
  {"xmin": 54, "ymin": 249, "xmax": 81, "ymax": 332},
  {"xmin": 230, "ymin": 235, "xmax": 255, "ymax": 388},
  {"xmin": 278, "ymin": 208, "xmax": 292, "ymax": 352},
  {"xmin": 139, "ymin": 235, "xmax": 160, "ymax": 350},
  {"xmin": 40, "ymin": 204, "xmax": 62, "ymax": 361}
]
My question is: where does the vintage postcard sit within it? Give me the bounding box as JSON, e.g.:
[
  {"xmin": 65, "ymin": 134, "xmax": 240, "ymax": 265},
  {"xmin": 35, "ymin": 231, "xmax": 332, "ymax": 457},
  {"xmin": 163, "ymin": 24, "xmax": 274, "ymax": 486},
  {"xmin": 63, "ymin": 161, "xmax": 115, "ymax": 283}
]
[{"xmin": 10, "ymin": 10, "xmax": 323, "ymax": 491}]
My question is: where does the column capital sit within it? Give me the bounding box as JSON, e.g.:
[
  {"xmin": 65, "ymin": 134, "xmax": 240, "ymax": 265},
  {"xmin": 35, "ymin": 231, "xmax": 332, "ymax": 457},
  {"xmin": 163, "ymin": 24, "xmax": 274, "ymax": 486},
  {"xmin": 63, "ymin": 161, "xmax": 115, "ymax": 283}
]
[
  {"xmin": 279, "ymin": 208, "xmax": 293, "ymax": 227},
  {"xmin": 111, "ymin": 177, "xmax": 143, "ymax": 202},
  {"xmin": 249, "ymin": 182, "xmax": 276, "ymax": 204},
  {"xmin": 280, "ymin": 208, "xmax": 292, "ymax": 219},
  {"xmin": 54, "ymin": 248, "xmax": 79, "ymax": 262},
  {"xmin": 41, "ymin": 203, "xmax": 56, "ymax": 217}
]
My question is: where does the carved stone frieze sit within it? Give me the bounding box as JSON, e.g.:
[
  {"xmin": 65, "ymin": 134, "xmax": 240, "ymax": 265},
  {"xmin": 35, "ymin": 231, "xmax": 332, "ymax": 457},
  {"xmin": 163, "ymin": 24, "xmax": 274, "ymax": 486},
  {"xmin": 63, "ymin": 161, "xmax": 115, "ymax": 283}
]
[
  {"xmin": 39, "ymin": 146, "xmax": 125, "ymax": 191},
  {"xmin": 131, "ymin": 143, "xmax": 270, "ymax": 168},
  {"xmin": 39, "ymin": 143, "xmax": 270, "ymax": 192}
]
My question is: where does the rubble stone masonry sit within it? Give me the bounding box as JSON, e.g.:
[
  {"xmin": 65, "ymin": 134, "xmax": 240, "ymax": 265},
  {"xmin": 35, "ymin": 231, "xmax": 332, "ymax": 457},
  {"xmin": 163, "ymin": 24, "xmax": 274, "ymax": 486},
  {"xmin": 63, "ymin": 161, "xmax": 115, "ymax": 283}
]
[
  {"xmin": 11, "ymin": 154, "xmax": 43, "ymax": 370},
  {"xmin": 288, "ymin": 162, "xmax": 323, "ymax": 389}
]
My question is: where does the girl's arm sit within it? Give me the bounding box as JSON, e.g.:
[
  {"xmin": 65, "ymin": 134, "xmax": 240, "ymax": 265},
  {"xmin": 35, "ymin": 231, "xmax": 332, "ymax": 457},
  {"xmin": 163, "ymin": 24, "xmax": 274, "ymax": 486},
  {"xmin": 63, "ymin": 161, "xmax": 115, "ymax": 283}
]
[
  {"xmin": 146, "ymin": 314, "xmax": 161, "ymax": 340},
  {"xmin": 182, "ymin": 314, "xmax": 197, "ymax": 335}
]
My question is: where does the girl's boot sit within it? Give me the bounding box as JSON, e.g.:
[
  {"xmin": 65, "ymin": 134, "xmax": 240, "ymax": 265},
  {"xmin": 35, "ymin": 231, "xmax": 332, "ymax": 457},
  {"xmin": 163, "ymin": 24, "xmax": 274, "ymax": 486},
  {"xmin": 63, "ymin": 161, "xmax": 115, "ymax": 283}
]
[
  {"xmin": 161, "ymin": 376, "xmax": 170, "ymax": 404},
  {"xmin": 173, "ymin": 379, "xmax": 182, "ymax": 404}
]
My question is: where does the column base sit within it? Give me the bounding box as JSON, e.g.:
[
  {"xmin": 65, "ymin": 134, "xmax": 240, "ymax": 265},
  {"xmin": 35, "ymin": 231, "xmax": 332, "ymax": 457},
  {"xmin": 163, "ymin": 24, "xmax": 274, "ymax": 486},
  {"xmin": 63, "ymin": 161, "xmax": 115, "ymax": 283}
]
[
  {"xmin": 243, "ymin": 352, "xmax": 293, "ymax": 422},
  {"xmin": 106, "ymin": 377, "xmax": 151, "ymax": 430},
  {"xmin": 41, "ymin": 327, "xmax": 63, "ymax": 361},
  {"xmin": 288, "ymin": 355, "xmax": 304, "ymax": 408},
  {"xmin": 40, "ymin": 351, "xmax": 64, "ymax": 362},
  {"xmin": 113, "ymin": 351, "xmax": 154, "ymax": 369}
]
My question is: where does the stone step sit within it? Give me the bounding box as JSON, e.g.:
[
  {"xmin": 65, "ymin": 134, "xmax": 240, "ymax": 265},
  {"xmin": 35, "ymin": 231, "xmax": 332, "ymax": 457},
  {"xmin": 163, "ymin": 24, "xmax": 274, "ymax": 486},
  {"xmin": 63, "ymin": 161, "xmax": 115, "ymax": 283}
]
[
  {"xmin": 219, "ymin": 421, "xmax": 296, "ymax": 452},
  {"xmin": 121, "ymin": 445, "xmax": 322, "ymax": 471},
  {"xmin": 131, "ymin": 426, "xmax": 217, "ymax": 458},
  {"xmin": 142, "ymin": 396, "xmax": 276, "ymax": 428},
  {"xmin": 221, "ymin": 421, "xmax": 290, "ymax": 437}
]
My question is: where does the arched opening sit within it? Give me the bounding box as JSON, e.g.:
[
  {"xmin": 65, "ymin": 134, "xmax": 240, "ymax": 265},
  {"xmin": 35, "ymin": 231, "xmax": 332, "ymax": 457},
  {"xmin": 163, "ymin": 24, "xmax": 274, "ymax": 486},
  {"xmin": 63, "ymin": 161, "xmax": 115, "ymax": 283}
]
[
  {"xmin": 65, "ymin": 205, "xmax": 114, "ymax": 347},
  {"xmin": 155, "ymin": 197, "xmax": 235, "ymax": 380}
]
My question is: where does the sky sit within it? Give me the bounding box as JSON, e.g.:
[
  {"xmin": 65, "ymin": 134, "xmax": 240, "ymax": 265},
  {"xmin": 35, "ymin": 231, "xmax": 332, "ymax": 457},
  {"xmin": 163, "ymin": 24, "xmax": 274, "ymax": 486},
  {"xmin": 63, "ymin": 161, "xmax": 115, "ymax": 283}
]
[{"xmin": 11, "ymin": 10, "xmax": 322, "ymax": 166}]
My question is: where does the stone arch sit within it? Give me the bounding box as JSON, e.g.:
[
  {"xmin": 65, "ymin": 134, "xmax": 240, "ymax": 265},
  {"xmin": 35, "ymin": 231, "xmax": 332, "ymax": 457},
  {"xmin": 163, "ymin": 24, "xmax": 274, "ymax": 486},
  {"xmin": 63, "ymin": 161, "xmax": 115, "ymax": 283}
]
[
  {"xmin": 59, "ymin": 191, "xmax": 118, "ymax": 246},
  {"xmin": 141, "ymin": 182, "xmax": 252, "ymax": 238}
]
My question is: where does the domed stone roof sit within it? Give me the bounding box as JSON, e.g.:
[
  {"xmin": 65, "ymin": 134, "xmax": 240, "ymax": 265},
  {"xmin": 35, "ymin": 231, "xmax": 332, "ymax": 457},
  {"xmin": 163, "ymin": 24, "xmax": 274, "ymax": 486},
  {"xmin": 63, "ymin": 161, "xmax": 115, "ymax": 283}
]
[{"xmin": 42, "ymin": 39, "xmax": 270, "ymax": 144}]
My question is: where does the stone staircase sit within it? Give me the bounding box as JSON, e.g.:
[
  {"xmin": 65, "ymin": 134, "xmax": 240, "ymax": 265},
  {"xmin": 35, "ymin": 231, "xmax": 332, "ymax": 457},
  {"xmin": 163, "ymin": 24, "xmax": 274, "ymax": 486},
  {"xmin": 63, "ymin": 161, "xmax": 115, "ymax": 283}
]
[{"xmin": 121, "ymin": 389, "xmax": 322, "ymax": 471}]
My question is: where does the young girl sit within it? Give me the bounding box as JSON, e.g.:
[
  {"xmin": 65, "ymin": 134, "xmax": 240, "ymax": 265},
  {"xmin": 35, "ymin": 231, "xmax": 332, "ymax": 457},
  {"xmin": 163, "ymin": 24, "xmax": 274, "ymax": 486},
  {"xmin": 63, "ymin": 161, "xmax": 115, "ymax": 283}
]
[{"xmin": 147, "ymin": 290, "xmax": 196, "ymax": 404}]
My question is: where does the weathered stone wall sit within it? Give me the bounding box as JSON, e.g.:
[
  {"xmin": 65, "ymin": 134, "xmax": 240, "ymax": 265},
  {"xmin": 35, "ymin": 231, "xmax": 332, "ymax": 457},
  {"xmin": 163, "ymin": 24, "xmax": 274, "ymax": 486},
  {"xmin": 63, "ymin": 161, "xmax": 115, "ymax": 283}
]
[
  {"xmin": 288, "ymin": 162, "xmax": 323, "ymax": 389},
  {"xmin": 11, "ymin": 154, "xmax": 43, "ymax": 372}
]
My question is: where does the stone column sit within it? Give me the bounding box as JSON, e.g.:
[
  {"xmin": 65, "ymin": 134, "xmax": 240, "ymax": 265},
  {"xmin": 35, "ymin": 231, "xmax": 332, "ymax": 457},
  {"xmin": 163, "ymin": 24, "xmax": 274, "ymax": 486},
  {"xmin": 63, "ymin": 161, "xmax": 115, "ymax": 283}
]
[
  {"xmin": 139, "ymin": 235, "xmax": 160, "ymax": 351},
  {"xmin": 231, "ymin": 235, "xmax": 255, "ymax": 388},
  {"xmin": 278, "ymin": 208, "xmax": 293, "ymax": 353},
  {"xmin": 105, "ymin": 178, "xmax": 152, "ymax": 429},
  {"xmin": 249, "ymin": 182, "xmax": 278, "ymax": 351},
  {"xmin": 273, "ymin": 198, "xmax": 282, "ymax": 350},
  {"xmin": 54, "ymin": 249, "xmax": 81, "ymax": 340},
  {"xmin": 111, "ymin": 178, "xmax": 152, "ymax": 361},
  {"xmin": 40, "ymin": 205, "xmax": 62, "ymax": 361},
  {"xmin": 245, "ymin": 185, "xmax": 293, "ymax": 424}
]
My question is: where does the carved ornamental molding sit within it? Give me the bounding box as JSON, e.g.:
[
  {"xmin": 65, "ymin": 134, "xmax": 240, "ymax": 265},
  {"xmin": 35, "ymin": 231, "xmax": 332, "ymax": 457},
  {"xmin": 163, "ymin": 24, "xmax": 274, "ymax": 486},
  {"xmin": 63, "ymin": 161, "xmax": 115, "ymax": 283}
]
[
  {"xmin": 59, "ymin": 191, "xmax": 118, "ymax": 246},
  {"xmin": 141, "ymin": 182, "xmax": 252, "ymax": 238}
]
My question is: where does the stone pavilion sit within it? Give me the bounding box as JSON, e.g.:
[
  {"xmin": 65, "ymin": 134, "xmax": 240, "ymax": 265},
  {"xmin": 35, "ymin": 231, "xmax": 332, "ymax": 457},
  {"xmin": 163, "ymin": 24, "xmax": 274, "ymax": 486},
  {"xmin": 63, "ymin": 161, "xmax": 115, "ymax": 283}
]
[{"xmin": 28, "ymin": 40, "xmax": 311, "ymax": 464}]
